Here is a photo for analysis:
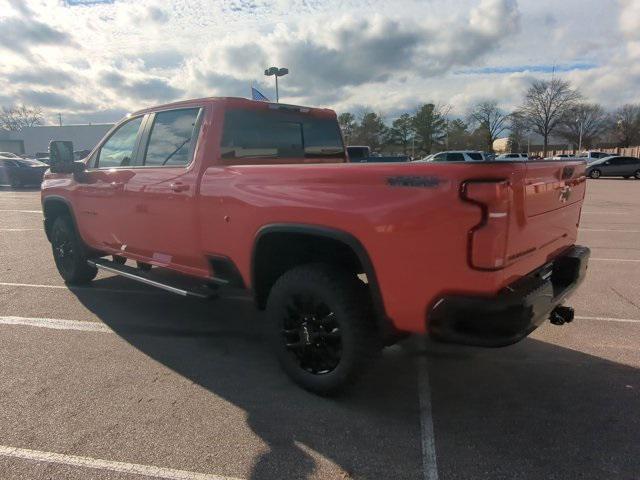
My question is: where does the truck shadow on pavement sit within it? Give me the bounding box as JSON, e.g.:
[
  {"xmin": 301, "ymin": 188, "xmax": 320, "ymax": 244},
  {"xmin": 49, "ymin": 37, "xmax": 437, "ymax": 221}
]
[{"xmin": 72, "ymin": 277, "xmax": 640, "ymax": 480}]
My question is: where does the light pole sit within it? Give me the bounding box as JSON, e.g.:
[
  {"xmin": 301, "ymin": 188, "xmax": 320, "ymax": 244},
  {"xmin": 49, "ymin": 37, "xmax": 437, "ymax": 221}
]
[{"xmin": 264, "ymin": 66, "xmax": 288, "ymax": 103}]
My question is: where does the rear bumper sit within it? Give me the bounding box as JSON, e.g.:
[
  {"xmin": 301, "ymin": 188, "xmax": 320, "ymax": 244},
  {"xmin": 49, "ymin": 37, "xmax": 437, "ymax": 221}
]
[{"xmin": 427, "ymin": 245, "xmax": 590, "ymax": 347}]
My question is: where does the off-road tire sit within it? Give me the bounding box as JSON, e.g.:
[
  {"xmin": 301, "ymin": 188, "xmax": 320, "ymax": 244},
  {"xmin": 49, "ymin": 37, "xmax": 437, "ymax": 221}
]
[
  {"xmin": 51, "ymin": 216, "xmax": 97, "ymax": 285},
  {"xmin": 266, "ymin": 263, "xmax": 380, "ymax": 395}
]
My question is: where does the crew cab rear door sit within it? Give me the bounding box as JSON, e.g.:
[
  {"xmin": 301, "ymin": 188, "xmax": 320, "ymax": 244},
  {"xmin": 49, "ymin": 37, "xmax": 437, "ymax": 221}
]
[{"xmin": 119, "ymin": 106, "xmax": 208, "ymax": 276}]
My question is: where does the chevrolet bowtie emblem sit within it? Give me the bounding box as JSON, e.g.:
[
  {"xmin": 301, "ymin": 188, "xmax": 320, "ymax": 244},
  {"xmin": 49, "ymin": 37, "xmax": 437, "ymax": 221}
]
[{"xmin": 559, "ymin": 185, "xmax": 572, "ymax": 203}]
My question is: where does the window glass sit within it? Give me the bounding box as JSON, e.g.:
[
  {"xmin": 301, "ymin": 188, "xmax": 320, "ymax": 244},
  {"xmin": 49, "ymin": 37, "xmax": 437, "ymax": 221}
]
[
  {"xmin": 97, "ymin": 116, "xmax": 143, "ymax": 168},
  {"xmin": 467, "ymin": 152, "xmax": 483, "ymax": 160},
  {"xmin": 609, "ymin": 158, "xmax": 623, "ymax": 165},
  {"xmin": 432, "ymin": 153, "xmax": 446, "ymax": 161},
  {"xmin": 144, "ymin": 108, "xmax": 200, "ymax": 167},
  {"xmin": 446, "ymin": 153, "xmax": 465, "ymax": 162},
  {"xmin": 221, "ymin": 109, "xmax": 345, "ymax": 161}
]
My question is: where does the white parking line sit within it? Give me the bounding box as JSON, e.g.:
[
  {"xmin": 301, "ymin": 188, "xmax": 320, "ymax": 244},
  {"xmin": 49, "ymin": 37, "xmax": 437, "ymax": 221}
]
[
  {"xmin": 0, "ymin": 228, "xmax": 41, "ymax": 231},
  {"xmin": 580, "ymin": 228, "xmax": 640, "ymax": 233},
  {"xmin": 581, "ymin": 211, "xmax": 626, "ymax": 215},
  {"xmin": 576, "ymin": 315, "xmax": 640, "ymax": 324},
  {"xmin": 0, "ymin": 444, "xmax": 241, "ymax": 480},
  {"xmin": 590, "ymin": 258, "xmax": 640, "ymax": 263},
  {"xmin": 0, "ymin": 316, "xmax": 113, "ymax": 333},
  {"xmin": 0, "ymin": 281, "xmax": 162, "ymax": 295},
  {"xmin": 0, "ymin": 281, "xmax": 254, "ymax": 302},
  {"xmin": 417, "ymin": 357, "xmax": 439, "ymax": 480},
  {"xmin": 0, "ymin": 209, "xmax": 41, "ymax": 213}
]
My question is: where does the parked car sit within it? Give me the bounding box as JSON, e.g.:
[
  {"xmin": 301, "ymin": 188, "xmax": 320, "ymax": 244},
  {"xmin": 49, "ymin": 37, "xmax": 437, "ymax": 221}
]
[
  {"xmin": 576, "ymin": 151, "xmax": 611, "ymax": 162},
  {"xmin": 585, "ymin": 156, "xmax": 640, "ymax": 179},
  {"xmin": 0, "ymin": 157, "xmax": 48, "ymax": 187},
  {"xmin": 424, "ymin": 150, "xmax": 489, "ymax": 162},
  {"xmin": 346, "ymin": 146, "xmax": 409, "ymax": 163},
  {"xmin": 496, "ymin": 153, "xmax": 529, "ymax": 161},
  {"xmin": 0, "ymin": 151, "xmax": 22, "ymax": 159},
  {"xmin": 41, "ymin": 97, "xmax": 590, "ymax": 395},
  {"xmin": 346, "ymin": 146, "xmax": 371, "ymax": 161}
]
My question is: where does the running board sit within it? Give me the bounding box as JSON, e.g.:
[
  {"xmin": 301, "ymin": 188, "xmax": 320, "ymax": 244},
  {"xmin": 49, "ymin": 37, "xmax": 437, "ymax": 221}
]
[{"xmin": 88, "ymin": 259, "xmax": 216, "ymax": 298}]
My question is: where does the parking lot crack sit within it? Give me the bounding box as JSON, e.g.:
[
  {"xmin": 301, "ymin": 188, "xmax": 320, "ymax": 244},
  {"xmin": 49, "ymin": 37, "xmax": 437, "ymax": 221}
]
[{"xmin": 609, "ymin": 287, "xmax": 640, "ymax": 311}]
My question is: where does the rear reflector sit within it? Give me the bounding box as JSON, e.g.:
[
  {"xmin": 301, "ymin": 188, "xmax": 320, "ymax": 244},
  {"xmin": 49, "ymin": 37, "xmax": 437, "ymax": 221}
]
[{"xmin": 462, "ymin": 180, "xmax": 512, "ymax": 270}]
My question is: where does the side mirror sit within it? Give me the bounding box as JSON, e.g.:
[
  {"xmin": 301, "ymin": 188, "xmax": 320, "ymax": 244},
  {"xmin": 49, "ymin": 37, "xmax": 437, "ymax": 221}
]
[{"xmin": 49, "ymin": 141, "xmax": 86, "ymax": 175}]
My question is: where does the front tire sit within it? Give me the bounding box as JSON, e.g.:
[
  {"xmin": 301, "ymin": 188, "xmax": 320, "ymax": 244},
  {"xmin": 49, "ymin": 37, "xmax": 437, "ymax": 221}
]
[
  {"xmin": 266, "ymin": 263, "xmax": 379, "ymax": 395},
  {"xmin": 634, "ymin": 170, "xmax": 640, "ymax": 179},
  {"xmin": 51, "ymin": 216, "xmax": 98, "ymax": 285},
  {"xmin": 589, "ymin": 169, "xmax": 601, "ymax": 179}
]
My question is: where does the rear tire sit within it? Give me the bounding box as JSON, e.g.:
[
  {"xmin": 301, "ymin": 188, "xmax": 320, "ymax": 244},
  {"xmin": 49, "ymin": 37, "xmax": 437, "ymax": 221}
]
[
  {"xmin": 266, "ymin": 263, "xmax": 379, "ymax": 395},
  {"xmin": 635, "ymin": 170, "xmax": 640, "ymax": 179},
  {"xmin": 51, "ymin": 216, "xmax": 98, "ymax": 285},
  {"xmin": 589, "ymin": 169, "xmax": 601, "ymax": 179}
]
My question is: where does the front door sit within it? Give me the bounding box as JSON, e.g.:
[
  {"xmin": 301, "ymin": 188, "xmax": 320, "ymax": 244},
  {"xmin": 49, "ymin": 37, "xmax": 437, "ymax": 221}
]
[
  {"xmin": 120, "ymin": 107, "xmax": 207, "ymax": 277},
  {"xmin": 74, "ymin": 115, "xmax": 146, "ymax": 251}
]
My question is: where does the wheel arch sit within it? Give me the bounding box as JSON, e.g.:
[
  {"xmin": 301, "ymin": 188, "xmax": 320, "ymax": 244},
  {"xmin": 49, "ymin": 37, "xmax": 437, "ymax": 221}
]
[
  {"xmin": 251, "ymin": 224, "xmax": 393, "ymax": 334},
  {"xmin": 42, "ymin": 195, "xmax": 77, "ymax": 243}
]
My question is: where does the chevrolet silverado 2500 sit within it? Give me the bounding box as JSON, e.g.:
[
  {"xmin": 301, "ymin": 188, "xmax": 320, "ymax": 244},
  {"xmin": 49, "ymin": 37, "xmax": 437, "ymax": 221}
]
[{"xmin": 42, "ymin": 97, "xmax": 590, "ymax": 394}]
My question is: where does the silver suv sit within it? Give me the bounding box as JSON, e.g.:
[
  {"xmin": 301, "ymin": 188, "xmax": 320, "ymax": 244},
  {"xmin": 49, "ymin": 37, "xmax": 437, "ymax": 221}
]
[
  {"xmin": 496, "ymin": 153, "xmax": 529, "ymax": 160},
  {"xmin": 425, "ymin": 150, "xmax": 489, "ymax": 162}
]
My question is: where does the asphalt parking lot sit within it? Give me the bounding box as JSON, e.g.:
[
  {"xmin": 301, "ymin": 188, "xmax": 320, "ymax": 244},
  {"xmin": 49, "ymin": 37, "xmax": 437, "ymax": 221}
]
[{"xmin": 0, "ymin": 179, "xmax": 639, "ymax": 480}]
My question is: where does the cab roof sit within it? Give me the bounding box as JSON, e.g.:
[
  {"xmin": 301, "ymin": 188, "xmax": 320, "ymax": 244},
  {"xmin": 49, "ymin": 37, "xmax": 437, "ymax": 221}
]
[{"xmin": 130, "ymin": 97, "xmax": 336, "ymax": 118}]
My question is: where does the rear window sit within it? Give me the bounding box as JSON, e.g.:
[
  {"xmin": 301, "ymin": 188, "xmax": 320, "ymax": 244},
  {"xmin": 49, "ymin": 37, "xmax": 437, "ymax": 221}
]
[
  {"xmin": 467, "ymin": 153, "xmax": 483, "ymax": 161},
  {"xmin": 221, "ymin": 109, "xmax": 344, "ymax": 161},
  {"xmin": 446, "ymin": 153, "xmax": 465, "ymax": 162}
]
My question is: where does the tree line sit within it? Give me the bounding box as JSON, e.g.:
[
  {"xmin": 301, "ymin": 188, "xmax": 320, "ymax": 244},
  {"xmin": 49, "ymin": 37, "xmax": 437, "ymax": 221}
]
[{"xmin": 338, "ymin": 78, "xmax": 640, "ymax": 158}]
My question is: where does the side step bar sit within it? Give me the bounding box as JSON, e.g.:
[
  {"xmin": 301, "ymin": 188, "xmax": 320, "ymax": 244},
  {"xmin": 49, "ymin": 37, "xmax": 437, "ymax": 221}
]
[{"xmin": 88, "ymin": 259, "xmax": 215, "ymax": 298}]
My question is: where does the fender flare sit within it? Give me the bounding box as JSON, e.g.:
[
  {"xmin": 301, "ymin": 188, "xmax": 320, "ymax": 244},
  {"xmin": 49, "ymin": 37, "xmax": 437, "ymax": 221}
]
[{"xmin": 251, "ymin": 223, "xmax": 392, "ymax": 333}]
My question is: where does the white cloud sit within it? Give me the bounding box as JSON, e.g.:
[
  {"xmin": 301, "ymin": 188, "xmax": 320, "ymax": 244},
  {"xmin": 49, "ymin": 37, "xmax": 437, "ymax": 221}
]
[{"xmin": 0, "ymin": 0, "xmax": 638, "ymax": 124}]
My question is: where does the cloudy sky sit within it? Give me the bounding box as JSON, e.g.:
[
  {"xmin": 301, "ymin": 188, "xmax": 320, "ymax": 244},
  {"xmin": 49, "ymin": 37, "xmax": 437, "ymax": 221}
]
[{"xmin": 0, "ymin": 0, "xmax": 638, "ymax": 124}]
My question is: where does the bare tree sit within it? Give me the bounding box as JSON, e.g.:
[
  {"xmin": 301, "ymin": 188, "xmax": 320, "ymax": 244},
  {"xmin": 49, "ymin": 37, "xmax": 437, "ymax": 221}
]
[
  {"xmin": 468, "ymin": 100, "xmax": 509, "ymax": 152},
  {"xmin": 0, "ymin": 105, "xmax": 44, "ymax": 131},
  {"xmin": 557, "ymin": 103, "xmax": 608, "ymax": 150},
  {"xmin": 507, "ymin": 111, "xmax": 529, "ymax": 153},
  {"xmin": 517, "ymin": 78, "xmax": 581, "ymax": 157},
  {"xmin": 612, "ymin": 104, "xmax": 640, "ymax": 147}
]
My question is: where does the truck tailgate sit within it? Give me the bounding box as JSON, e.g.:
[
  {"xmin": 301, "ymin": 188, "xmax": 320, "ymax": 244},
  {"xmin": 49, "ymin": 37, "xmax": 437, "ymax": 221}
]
[
  {"xmin": 509, "ymin": 160, "xmax": 586, "ymax": 266},
  {"xmin": 464, "ymin": 160, "xmax": 586, "ymax": 271}
]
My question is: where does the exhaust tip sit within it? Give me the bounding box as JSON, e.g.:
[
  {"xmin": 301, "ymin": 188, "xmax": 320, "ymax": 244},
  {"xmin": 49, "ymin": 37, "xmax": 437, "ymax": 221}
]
[{"xmin": 550, "ymin": 305, "xmax": 575, "ymax": 326}]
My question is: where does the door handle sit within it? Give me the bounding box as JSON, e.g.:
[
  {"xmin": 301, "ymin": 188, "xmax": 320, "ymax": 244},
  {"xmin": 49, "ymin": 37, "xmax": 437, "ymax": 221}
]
[{"xmin": 170, "ymin": 182, "xmax": 189, "ymax": 192}]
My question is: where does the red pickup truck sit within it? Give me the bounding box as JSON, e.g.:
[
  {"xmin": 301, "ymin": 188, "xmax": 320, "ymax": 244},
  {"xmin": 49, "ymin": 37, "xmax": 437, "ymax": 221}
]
[{"xmin": 42, "ymin": 97, "xmax": 590, "ymax": 394}]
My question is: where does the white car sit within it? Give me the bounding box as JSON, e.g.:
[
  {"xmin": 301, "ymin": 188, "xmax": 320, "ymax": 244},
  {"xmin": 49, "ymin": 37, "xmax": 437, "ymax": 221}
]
[
  {"xmin": 423, "ymin": 150, "xmax": 489, "ymax": 162},
  {"xmin": 496, "ymin": 153, "xmax": 529, "ymax": 161}
]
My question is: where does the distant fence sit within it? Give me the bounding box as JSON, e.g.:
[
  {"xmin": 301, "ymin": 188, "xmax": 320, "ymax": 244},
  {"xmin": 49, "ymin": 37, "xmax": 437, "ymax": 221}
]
[{"xmin": 530, "ymin": 146, "xmax": 640, "ymax": 158}]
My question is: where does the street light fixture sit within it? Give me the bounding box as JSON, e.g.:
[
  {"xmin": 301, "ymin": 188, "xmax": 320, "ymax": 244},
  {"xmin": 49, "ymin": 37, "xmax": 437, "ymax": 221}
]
[{"xmin": 264, "ymin": 66, "xmax": 288, "ymax": 103}]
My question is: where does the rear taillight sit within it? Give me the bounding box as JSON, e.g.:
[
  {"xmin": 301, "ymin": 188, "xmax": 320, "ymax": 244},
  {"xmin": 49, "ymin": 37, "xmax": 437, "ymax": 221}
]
[{"xmin": 462, "ymin": 180, "xmax": 512, "ymax": 270}]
